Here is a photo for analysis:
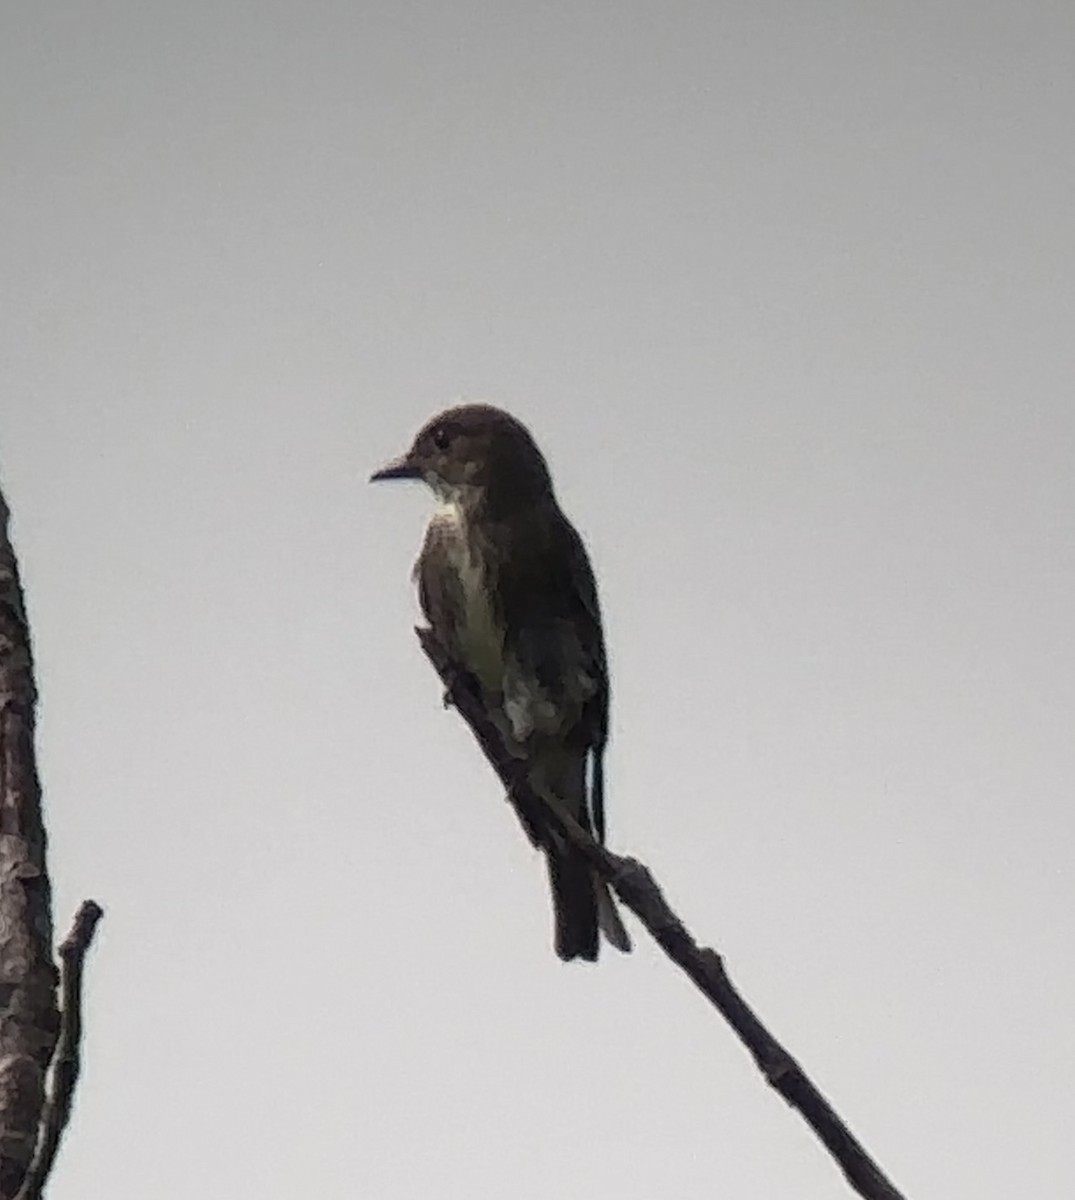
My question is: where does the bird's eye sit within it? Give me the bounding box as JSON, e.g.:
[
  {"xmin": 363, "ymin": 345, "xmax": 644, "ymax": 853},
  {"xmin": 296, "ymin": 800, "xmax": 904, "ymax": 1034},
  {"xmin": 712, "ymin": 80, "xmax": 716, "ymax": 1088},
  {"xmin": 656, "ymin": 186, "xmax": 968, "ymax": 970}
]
[{"xmin": 431, "ymin": 426, "xmax": 451, "ymax": 451}]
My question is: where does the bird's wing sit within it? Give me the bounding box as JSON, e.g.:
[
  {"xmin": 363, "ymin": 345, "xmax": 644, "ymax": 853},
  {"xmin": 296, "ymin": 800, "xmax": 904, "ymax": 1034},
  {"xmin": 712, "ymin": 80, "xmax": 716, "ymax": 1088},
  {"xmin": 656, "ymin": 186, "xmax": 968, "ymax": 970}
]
[
  {"xmin": 558, "ymin": 514, "xmax": 610, "ymax": 844},
  {"xmin": 496, "ymin": 502, "xmax": 611, "ymax": 842}
]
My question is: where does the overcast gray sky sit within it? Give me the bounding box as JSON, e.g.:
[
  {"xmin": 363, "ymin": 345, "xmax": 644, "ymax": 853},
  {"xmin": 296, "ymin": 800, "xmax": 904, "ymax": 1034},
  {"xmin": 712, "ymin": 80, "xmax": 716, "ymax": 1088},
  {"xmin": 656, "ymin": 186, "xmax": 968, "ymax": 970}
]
[{"xmin": 3, "ymin": 2, "xmax": 1073, "ymax": 1197}]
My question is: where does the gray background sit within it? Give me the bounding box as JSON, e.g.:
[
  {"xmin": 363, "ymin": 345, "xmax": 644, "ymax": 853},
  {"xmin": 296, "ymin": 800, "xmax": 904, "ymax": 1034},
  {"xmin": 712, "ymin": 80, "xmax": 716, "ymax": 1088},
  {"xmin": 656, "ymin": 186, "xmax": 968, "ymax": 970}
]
[{"xmin": 3, "ymin": 2, "xmax": 1073, "ymax": 1197}]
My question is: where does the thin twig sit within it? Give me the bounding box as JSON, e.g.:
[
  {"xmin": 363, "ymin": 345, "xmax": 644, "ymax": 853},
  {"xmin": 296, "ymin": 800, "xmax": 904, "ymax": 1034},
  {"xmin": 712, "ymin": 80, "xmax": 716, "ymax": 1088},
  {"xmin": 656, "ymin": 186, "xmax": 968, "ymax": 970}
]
[
  {"xmin": 418, "ymin": 627, "xmax": 907, "ymax": 1200},
  {"xmin": 15, "ymin": 901, "xmax": 104, "ymax": 1200}
]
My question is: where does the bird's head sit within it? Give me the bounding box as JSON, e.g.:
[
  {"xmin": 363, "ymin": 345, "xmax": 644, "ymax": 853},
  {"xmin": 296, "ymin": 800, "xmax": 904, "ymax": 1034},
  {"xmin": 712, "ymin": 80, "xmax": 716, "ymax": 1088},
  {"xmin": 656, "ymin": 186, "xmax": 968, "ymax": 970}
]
[{"xmin": 370, "ymin": 404, "xmax": 553, "ymax": 510}]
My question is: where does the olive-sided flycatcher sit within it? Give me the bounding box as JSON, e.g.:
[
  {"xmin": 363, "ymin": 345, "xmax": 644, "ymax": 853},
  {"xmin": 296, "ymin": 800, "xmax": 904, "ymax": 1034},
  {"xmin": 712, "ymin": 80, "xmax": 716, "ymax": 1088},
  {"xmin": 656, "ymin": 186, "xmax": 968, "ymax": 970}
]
[{"xmin": 371, "ymin": 404, "xmax": 630, "ymax": 962}]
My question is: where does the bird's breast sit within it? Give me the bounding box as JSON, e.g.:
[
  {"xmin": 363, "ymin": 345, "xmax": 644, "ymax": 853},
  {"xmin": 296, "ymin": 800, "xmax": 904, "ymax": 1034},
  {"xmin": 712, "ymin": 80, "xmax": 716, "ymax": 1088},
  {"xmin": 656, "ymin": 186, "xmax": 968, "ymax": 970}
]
[{"xmin": 432, "ymin": 502, "xmax": 505, "ymax": 691}]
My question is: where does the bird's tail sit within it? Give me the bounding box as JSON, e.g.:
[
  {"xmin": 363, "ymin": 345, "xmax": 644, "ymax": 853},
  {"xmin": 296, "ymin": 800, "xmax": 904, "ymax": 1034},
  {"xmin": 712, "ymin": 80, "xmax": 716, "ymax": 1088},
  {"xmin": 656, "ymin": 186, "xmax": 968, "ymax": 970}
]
[
  {"xmin": 547, "ymin": 846, "xmax": 631, "ymax": 962},
  {"xmin": 531, "ymin": 747, "xmax": 631, "ymax": 962},
  {"xmin": 595, "ymin": 873, "xmax": 631, "ymax": 954}
]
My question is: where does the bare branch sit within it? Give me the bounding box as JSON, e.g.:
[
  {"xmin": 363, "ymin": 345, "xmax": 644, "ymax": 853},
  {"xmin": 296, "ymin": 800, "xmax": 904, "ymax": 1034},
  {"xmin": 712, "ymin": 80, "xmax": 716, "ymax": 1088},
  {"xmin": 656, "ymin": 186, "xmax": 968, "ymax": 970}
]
[
  {"xmin": 0, "ymin": 489, "xmax": 59, "ymax": 1200},
  {"xmin": 15, "ymin": 901, "xmax": 104, "ymax": 1200},
  {"xmin": 418, "ymin": 626, "xmax": 907, "ymax": 1200},
  {"xmin": 0, "ymin": 482, "xmax": 102, "ymax": 1199}
]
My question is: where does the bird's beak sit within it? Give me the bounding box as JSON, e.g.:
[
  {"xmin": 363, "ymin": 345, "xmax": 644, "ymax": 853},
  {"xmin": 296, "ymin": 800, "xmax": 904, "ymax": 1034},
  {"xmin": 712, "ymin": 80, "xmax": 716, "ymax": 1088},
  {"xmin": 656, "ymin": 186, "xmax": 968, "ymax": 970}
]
[{"xmin": 370, "ymin": 452, "xmax": 423, "ymax": 482}]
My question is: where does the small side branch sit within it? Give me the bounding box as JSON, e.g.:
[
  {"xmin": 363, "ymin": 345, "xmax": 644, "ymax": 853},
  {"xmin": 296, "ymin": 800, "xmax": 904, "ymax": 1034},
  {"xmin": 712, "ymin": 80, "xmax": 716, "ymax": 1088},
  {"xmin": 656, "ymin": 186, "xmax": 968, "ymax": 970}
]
[
  {"xmin": 418, "ymin": 627, "xmax": 906, "ymax": 1200},
  {"xmin": 15, "ymin": 901, "xmax": 104, "ymax": 1200}
]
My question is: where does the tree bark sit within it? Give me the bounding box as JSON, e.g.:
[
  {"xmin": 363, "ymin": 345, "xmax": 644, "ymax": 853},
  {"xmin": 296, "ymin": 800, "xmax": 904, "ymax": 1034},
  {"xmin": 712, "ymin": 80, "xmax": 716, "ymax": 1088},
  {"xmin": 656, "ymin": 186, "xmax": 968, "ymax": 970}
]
[
  {"xmin": 0, "ymin": 489, "xmax": 59, "ymax": 1199},
  {"xmin": 0, "ymin": 484, "xmax": 102, "ymax": 1199}
]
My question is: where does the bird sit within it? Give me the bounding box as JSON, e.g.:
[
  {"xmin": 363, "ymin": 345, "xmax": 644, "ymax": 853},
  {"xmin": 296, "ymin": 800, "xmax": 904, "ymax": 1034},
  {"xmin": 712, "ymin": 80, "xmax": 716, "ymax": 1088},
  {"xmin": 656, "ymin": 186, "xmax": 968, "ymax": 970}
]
[{"xmin": 371, "ymin": 403, "xmax": 630, "ymax": 962}]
